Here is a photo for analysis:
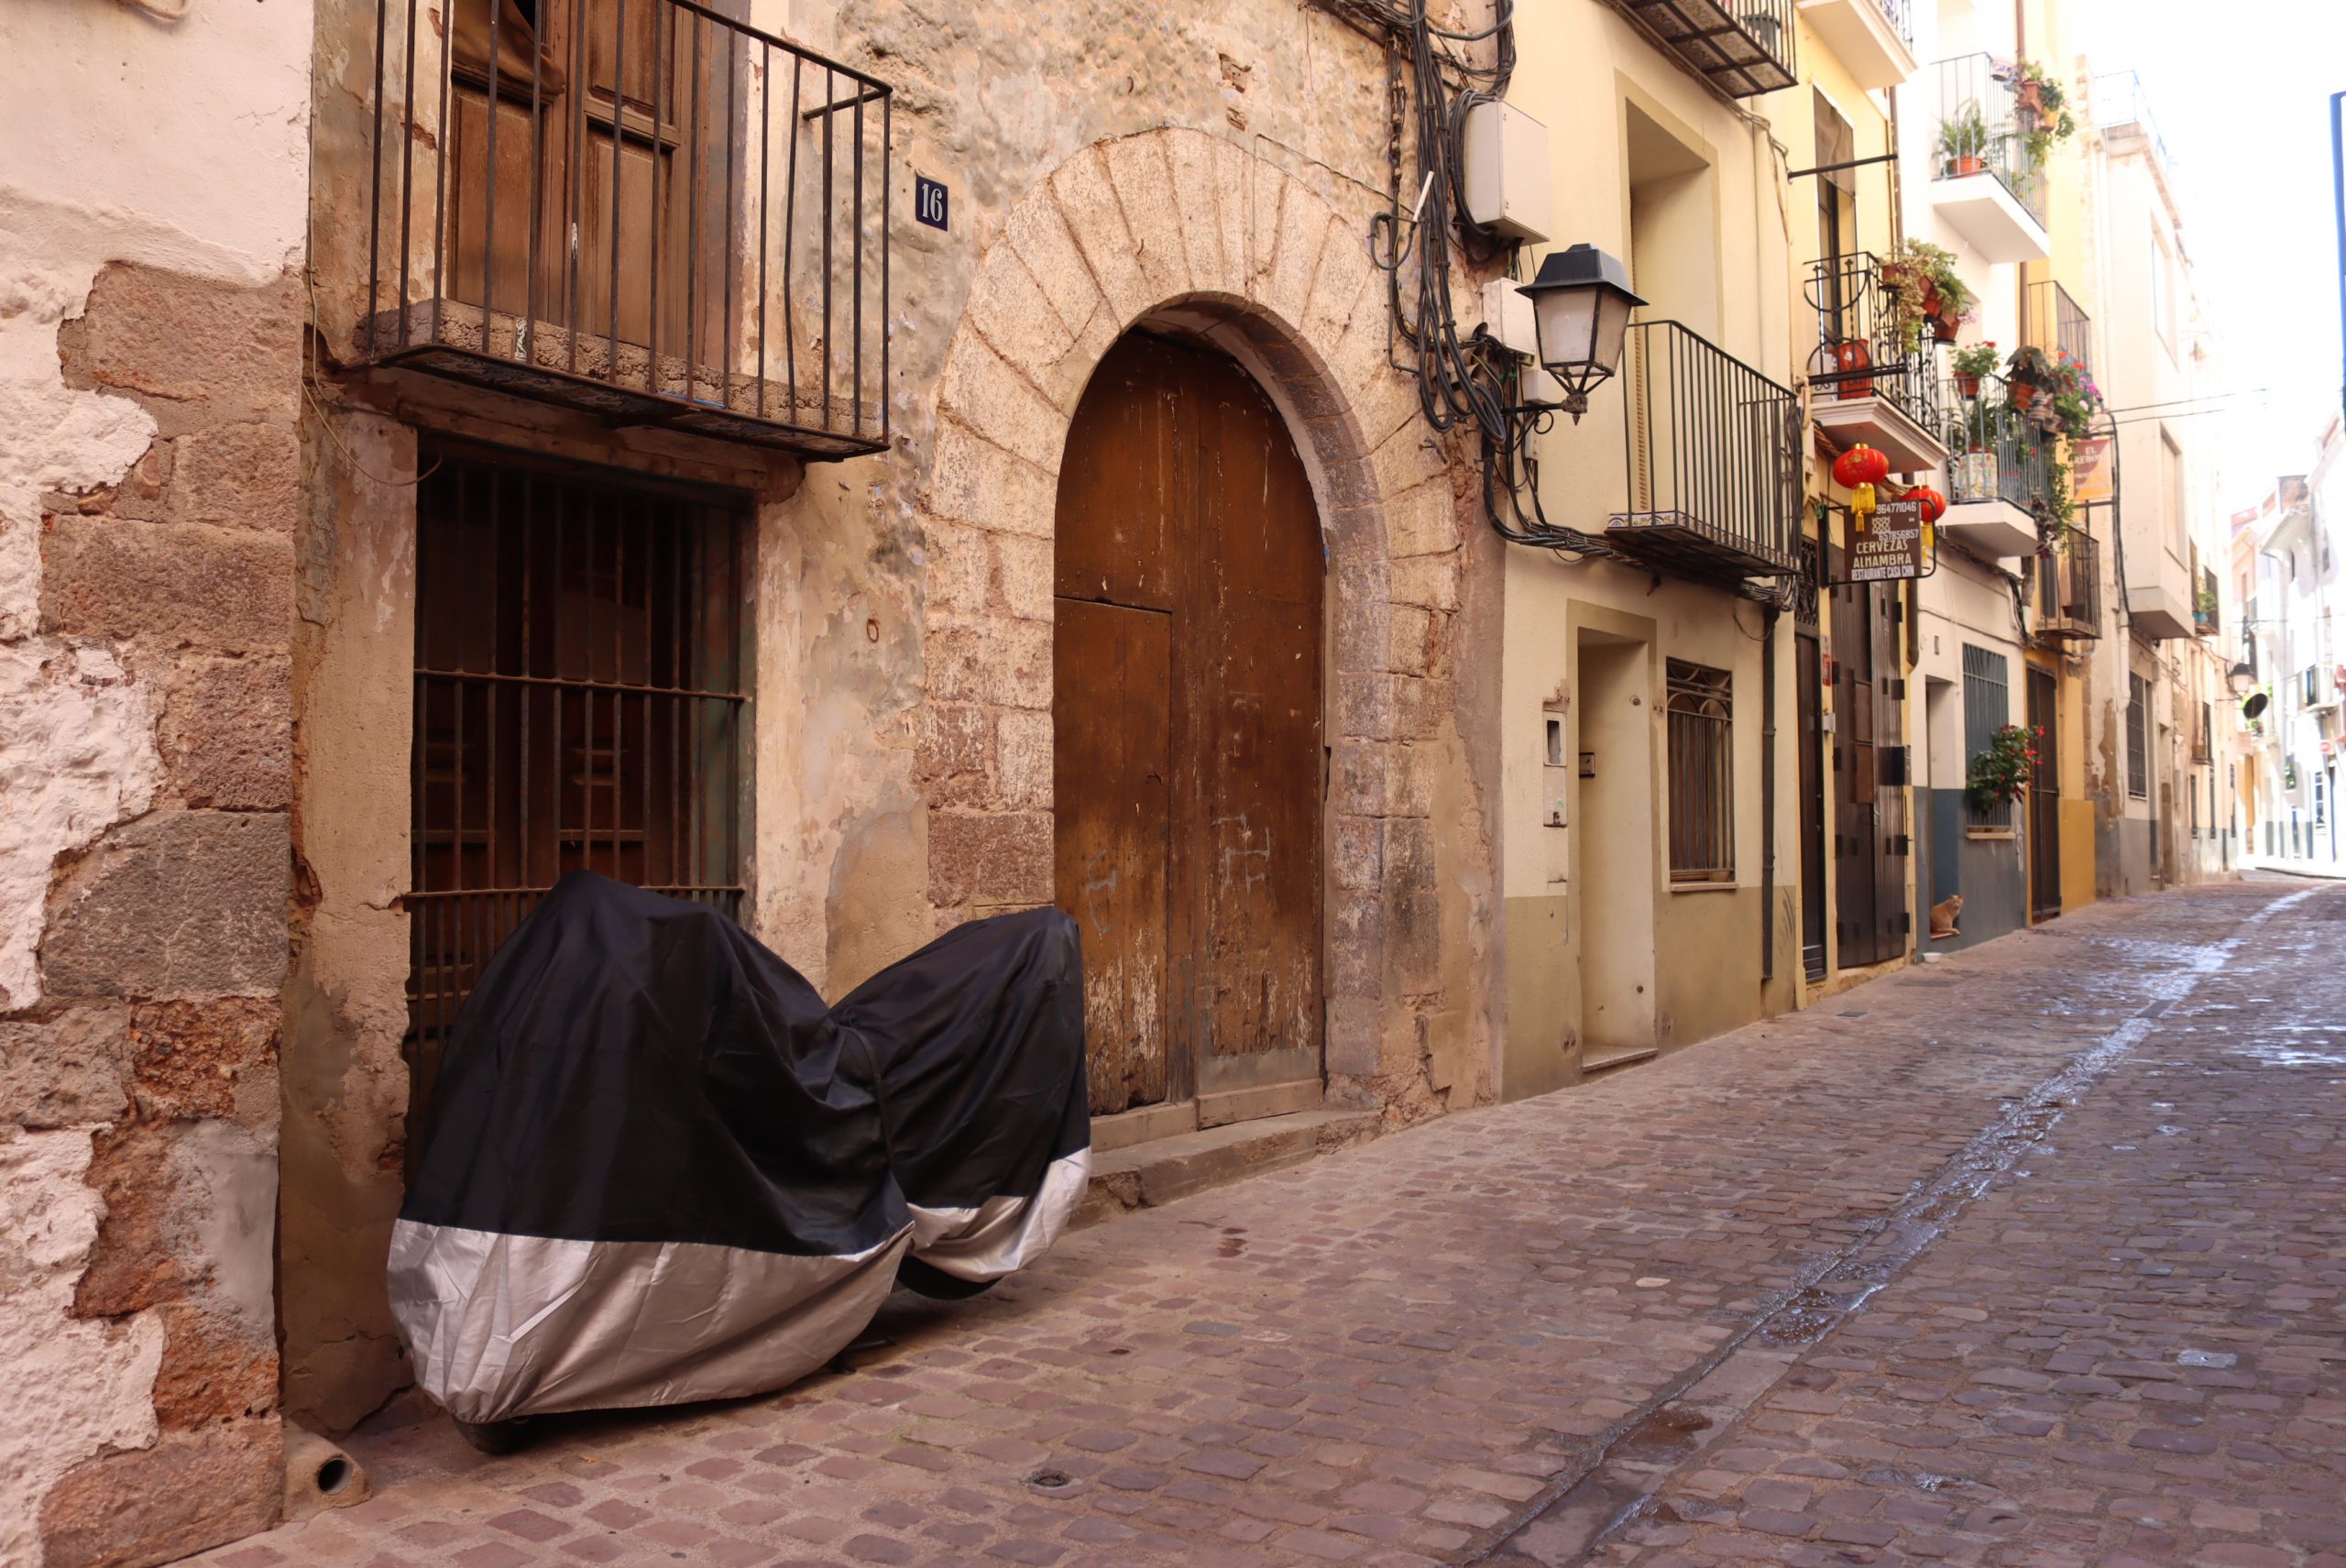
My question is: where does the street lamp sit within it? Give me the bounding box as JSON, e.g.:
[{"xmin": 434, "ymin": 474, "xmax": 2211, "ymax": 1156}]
[
  {"xmin": 1517, "ymin": 243, "xmax": 1645, "ymax": 422},
  {"xmin": 2227, "ymin": 662, "xmax": 2257, "ymax": 697}
]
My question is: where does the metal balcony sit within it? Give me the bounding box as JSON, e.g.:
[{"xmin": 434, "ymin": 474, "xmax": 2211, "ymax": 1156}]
[
  {"xmin": 2023, "ymin": 279, "xmax": 2093, "ymax": 378},
  {"xmin": 1931, "ymin": 54, "xmax": 2050, "ymax": 263},
  {"xmin": 1804, "ymin": 253, "xmax": 1947, "ymax": 475},
  {"xmin": 1608, "ymin": 320, "xmax": 1803, "ymax": 579},
  {"xmin": 2195, "ymin": 565, "xmax": 2220, "ymax": 638},
  {"xmin": 1938, "ymin": 372, "xmax": 2050, "ymax": 559},
  {"xmin": 2031, "ymin": 530, "xmax": 2101, "ymax": 641},
  {"xmin": 353, "ymin": 0, "xmax": 892, "ymax": 458},
  {"xmin": 1614, "ymin": 0, "xmax": 1798, "ymax": 98}
]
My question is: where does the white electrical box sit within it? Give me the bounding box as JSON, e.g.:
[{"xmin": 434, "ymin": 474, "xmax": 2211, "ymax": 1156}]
[
  {"xmin": 1463, "ymin": 100, "xmax": 1551, "ymax": 244},
  {"xmin": 1480, "ymin": 278, "xmax": 1563, "ymax": 406}
]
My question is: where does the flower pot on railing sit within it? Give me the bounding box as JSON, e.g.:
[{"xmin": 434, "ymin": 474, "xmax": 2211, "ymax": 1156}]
[
  {"xmin": 1833, "ymin": 339, "xmax": 1874, "ymax": 399},
  {"xmin": 2009, "ymin": 381, "xmax": 2039, "ymax": 412},
  {"xmin": 1954, "ymin": 373, "xmax": 1981, "ymax": 399},
  {"xmin": 1931, "ymin": 313, "xmax": 1959, "ymax": 344},
  {"xmin": 1946, "ymin": 154, "xmax": 1986, "ymax": 176},
  {"xmin": 1953, "ymin": 450, "xmax": 1998, "ymax": 502}
]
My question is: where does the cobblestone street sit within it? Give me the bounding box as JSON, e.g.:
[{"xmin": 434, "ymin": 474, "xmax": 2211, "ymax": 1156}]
[{"xmin": 197, "ymin": 879, "xmax": 2346, "ymax": 1568}]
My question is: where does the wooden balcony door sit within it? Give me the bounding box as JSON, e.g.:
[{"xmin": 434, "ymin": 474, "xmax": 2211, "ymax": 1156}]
[
  {"xmin": 444, "ymin": 0, "xmax": 729, "ymax": 363},
  {"xmin": 1052, "ymin": 334, "xmax": 1325, "ymax": 1125}
]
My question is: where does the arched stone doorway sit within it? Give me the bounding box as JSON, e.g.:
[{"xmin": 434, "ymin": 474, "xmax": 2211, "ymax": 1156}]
[{"xmin": 1052, "ymin": 332, "xmax": 1325, "ymax": 1128}]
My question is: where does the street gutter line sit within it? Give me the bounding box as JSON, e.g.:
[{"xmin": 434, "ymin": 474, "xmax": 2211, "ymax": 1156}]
[{"xmin": 1472, "ymin": 887, "xmax": 2324, "ymax": 1567}]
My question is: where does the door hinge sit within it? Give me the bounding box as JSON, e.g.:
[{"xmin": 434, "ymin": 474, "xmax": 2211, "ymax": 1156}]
[
  {"xmin": 1889, "ymin": 677, "xmax": 1907, "ymax": 702},
  {"xmin": 1896, "ymin": 910, "xmax": 1913, "ymax": 936},
  {"xmin": 1890, "ymin": 599, "xmax": 1905, "ymax": 625},
  {"xmin": 1890, "ymin": 833, "xmax": 1911, "ymax": 856},
  {"xmin": 1835, "ymin": 832, "xmax": 1845, "ymax": 857},
  {"xmin": 1879, "ymin": 745, "xmax": 1911, "ymax": 787}
]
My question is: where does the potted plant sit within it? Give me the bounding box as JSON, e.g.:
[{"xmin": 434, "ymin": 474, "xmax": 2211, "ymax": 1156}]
[
  {"xmin": 1880, "ymin": 240, "xmax": 1976, "ymax": 349},
  {"xmin": 2005, "ymin": 59, "xmax": 2077, "ymax": 170},
  {"xmin": 1951, "ymin": 341, "xmax": 1999, "ymax": 400},
  {"xmin": 1968, "ymin": 723, "xmax": 2039, "ymax": 816},
  {"xmin": 2004, "ymin": 344, "xmax": 2055, "ymax": 411},
  {"xmin": 1938, "ymin": 103, "xmax": 1990, "ymax": 177}
]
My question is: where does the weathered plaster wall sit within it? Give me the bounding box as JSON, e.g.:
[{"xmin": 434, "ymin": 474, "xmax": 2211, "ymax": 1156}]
[{"xmin": 0, "ymin": 0, "xmax": 311, "ymax": 1559}]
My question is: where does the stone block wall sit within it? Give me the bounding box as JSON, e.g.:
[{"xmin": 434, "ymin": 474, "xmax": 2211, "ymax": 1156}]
[
  {"xmin": 1, "ymin": 0, "xmax": 310, "ymax": 1560},
  {"xmin": 6, "ymin": 261, "xmax": 303, "ymax": 1568}
]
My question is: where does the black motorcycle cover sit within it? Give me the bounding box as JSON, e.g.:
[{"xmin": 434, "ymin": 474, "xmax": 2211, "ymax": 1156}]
[{"xmin": 388, "ymin": 872, "xmax": 1088, "ymax": 1422}]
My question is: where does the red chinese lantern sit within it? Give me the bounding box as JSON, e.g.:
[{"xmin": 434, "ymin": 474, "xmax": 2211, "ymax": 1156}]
[
  {"xmin": 1908, "ymin": 486, "xmax": 1947, "ymax": 523},
  {"xmin": 1833, "ymin": 444, "xmax": 1891, "ymax": 489}
]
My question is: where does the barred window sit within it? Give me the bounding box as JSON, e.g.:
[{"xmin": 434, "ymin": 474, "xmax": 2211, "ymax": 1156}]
[
  {"xmin": 2126, "ymin": 672, "xmax": 2149, "ymax": 799},
  {"xmin": 1667, "ymin": 660, "xmax": 1734, "ymax": 883},
  {"xmin": 1961, "ymin": 644, "xmax": 2011, "ymax": 827}
]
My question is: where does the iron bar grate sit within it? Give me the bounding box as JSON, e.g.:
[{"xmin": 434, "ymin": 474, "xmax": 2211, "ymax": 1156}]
[{"xmin": 404, "ymin": 446, "xmax": 750, "ymax": 1161}]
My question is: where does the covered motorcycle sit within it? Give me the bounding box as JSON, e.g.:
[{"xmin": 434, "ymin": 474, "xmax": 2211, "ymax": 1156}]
[{"xmin": 388, "ymin": 872, "xmax": 1088, "ymax": 1426}]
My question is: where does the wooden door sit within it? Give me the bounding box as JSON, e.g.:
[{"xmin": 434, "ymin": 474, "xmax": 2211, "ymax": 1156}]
[
  {"xmin": 1796, "ymin": 628, "xmax": 1826, "ymax": 981},
  {"xmin": 444, "ymin": 0, "xmax": 724, "ymax": 360},
  {"xmin": 1829, "ymin": 571, "xmax": 1878, "ymax": 966},
  {"xmin": 1053, "ymin": 334, "xmax": 1325, "ymax": 1119},
  {"xmin": 1830, "ymin": 569, "xmax": 1906, "ymax": 968},
  {"xmin": 2027, "ymin": 664, "xmax": 2060, "ymax": 919}
]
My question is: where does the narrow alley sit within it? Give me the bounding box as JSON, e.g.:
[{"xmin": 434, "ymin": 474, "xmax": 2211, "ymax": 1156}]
[{"xmin": 190, "ymin": 878, "xmax": 2346, "ymax": 1568}]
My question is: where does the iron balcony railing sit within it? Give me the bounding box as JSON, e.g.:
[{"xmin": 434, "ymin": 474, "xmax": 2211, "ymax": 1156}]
[
  {"xmin": 2196, "ymin": 565, "xmax": 2220, "ymax": 636},
  {"xmin": 1874, "ymin": 0, "xmax": 1915, "ymax": 45},
  {"xmin": 1608, "ymin": 320, "xmax": 1803, "ymax": 579},
  {"xmin": 1935, "ymin": 54, "xmax": 2047, "ymax": 227},
  {"xmin": 1805, "ymin": 252, "xmax": 1942, "ymax": 435},
  {"xmin": 356, "ymin": 0, "xmax": 892, "ymax": 457},
  {"xmin": 2032, "ymin": 530, "xmax": 2102, "ymax": 641},
  {"xmin": 1943, "ymin": 372, "xmax": 2051, "ymax": 516},
  {"xmin": 1614, "ymin": 0, "xmax": 1797, "ymax": 98},
  {"xmin": 2024, "ymin": 279, "xmax": 2093, "ymax": 377}
]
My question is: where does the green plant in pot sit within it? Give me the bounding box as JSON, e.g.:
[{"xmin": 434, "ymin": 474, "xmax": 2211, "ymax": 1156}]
[
  {"xmin": 2004, "ymin": 344, "xmax": 2055, "ymax": 411},
  {"xmin": 1938, "ymin": 103, "xmax": 1990, "ymax": 177},
  {"xmin": 1951, "ymin": 340, "xmax": 2000, "ymax": 400},
  {"xmin": 1880, "ymin": 239, "xmax": 1976, "ymax": 350},
  {"xmin": 1967, "ymin": 723, "xmax": 2039, "ymax": 816},
  {"xmin": 2006, "ymin": 58, "xmax": 2077, "ymax": 170}
]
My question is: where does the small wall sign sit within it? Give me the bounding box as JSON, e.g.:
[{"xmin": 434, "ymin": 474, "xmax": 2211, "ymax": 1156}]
[{"xmin": 915, "ymin": 174, "xmax": 948, "ymax": 231}]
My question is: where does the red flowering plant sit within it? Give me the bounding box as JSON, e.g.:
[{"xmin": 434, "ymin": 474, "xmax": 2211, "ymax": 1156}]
[{"xmin": 1968, "ymin": 723, "xmax": 2042, "ymax": 815}]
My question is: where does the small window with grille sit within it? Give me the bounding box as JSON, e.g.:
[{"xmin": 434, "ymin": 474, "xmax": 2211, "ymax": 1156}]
[
  {"xmin": 2126, "ymin": 672, "xmax": 2149, "ymax": 800},
  {"xmin": 1666, "ymin": 659, "xmax": 1734, "ymax": 883},
  {"xmin": 405, "ymin": 446, "xmax": 751, "ymax": 1158},
  {"xmin": 1961, "ymin": 644, "xmax": 2011, "ymax": 827}
]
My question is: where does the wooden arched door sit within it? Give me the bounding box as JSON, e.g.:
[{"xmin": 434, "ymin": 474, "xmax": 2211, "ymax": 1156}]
[{"xmin": 1052, "ymin": 333, "xmax": 1325, "ymax": 1127}]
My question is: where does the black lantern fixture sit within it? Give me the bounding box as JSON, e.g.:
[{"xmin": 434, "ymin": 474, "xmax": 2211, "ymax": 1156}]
[
  {"xmin": 2226, "ymin": 661, "xmax": 2256, "ymax": 696},
  {"xmin": 1515, "ymin": 243, "xmax": 1645, "ymax": 421}
]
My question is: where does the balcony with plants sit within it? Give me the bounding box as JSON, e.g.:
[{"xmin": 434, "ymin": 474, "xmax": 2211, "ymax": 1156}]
[
  {"xmin": 1806, "ymin": 243, "xmax": 1958, "ymax": 476},
  {"xmin": 1795, "ymin": 0, "xmax": 1916, "ymax": 91},
  {"xmin": 1931, "ymin": 54, "xmax": 2072, "ymax": 264},
  {"xmin": 1614, "ymin": 0, "xmax": 1797, "ymax": 98}
]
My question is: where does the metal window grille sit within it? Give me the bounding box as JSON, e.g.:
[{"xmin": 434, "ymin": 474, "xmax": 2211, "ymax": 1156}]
[
  {"xmin": 405, "ymin": 446, "xmax": 750, "ymax": 1158},
  {"xmin": 1667, "ymin": 659, "xmax": 1735, "ymax": 883},
  {"xmin": 1961, "ymin": 643, "xmax": 2011, "ymax": 827},
  {"xmin": 2126, "ymin": 672, "xmax": 2149, "ymax": 799}
]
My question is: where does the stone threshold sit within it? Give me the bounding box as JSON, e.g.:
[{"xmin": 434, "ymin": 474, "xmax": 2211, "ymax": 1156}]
[{"xmin": 1072, "ymin": 1109, "xmax": 1383, "ymax": 1229}]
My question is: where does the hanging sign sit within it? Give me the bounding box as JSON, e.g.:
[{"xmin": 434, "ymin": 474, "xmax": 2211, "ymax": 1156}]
[
  {"xmin": 2071, "ymin": 435, "xmax": 2114, "ymax": 504},
  {"xmin": 1847, "ymin": 496, "xmax": 1927, "ymax": 582}
]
